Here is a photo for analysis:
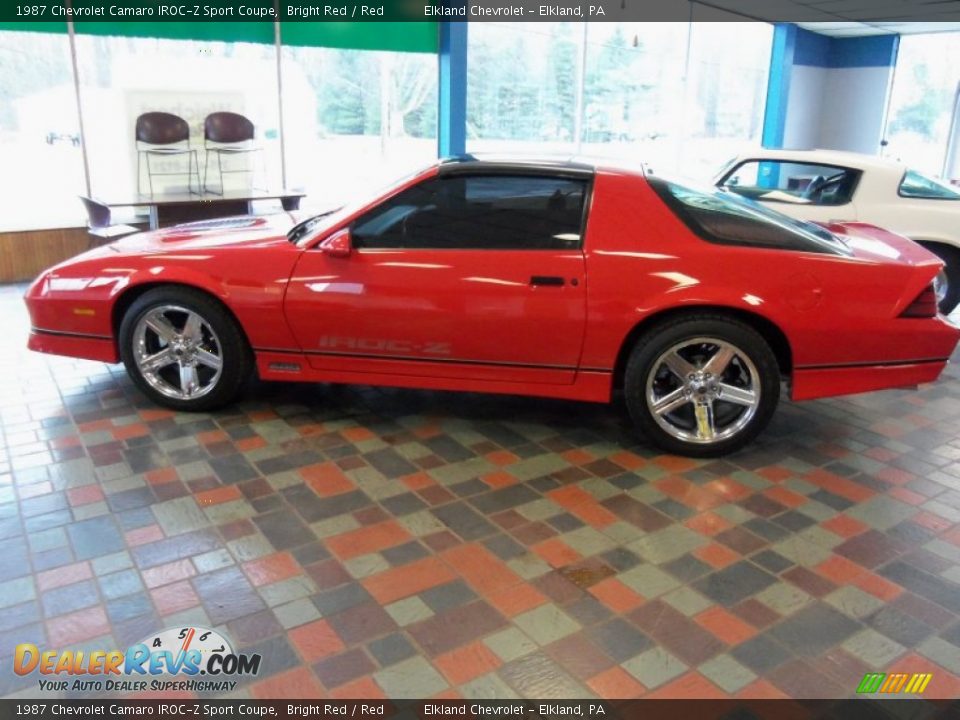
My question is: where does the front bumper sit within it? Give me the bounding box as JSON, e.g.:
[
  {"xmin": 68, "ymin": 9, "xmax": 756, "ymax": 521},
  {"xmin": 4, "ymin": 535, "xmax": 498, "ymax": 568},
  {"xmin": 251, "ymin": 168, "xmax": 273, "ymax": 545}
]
[{"xmin": 28, "ymin": 329, "xmax": 119, "ymax": 364}]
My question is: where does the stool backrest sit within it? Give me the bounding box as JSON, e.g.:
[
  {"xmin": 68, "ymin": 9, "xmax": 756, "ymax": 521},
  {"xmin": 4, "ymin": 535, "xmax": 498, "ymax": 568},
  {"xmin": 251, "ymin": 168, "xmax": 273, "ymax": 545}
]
[
  {"xmin": 204, "ymin": 112, "xmax": 255, "ymax": 144},
  {"xmin": 135, "ymin": 112, "xmax": 190, "ymax": 145}
]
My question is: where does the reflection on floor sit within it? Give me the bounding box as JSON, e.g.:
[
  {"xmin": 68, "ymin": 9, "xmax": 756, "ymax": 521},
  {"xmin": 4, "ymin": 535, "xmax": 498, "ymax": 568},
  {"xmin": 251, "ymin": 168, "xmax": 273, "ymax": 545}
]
[{"xmin": 2, "ymin": 283, "xmax": 960, "ymax": 699}]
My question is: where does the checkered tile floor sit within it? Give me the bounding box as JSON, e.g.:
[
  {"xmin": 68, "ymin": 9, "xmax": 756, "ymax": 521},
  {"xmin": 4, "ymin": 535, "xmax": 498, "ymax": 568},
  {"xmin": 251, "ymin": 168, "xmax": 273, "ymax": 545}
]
[{"xmin": 3, "ymin": 282, "xmax": 960, "ymax": 700}]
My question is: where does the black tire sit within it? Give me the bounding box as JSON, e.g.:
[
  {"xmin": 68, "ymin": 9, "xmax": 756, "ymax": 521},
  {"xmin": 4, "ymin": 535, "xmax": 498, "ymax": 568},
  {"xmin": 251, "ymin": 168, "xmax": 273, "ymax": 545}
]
[
  {"xmin": 624, "ymin": 315, "xmax": 780, "ymax": 458},
  {"xmin": 119, "ymin": 286, "xmax": 251, "ymax": 411},
  {"xmin": 917, "ymin": 242, "xmax": 960, "ymax": 316}
]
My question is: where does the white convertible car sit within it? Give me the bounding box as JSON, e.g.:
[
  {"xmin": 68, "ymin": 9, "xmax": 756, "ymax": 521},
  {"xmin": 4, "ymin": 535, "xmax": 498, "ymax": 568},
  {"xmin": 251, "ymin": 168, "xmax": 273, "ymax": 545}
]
[{"xmin": 714, "ymin": 149, "xmax": 960, "ymax": 315}]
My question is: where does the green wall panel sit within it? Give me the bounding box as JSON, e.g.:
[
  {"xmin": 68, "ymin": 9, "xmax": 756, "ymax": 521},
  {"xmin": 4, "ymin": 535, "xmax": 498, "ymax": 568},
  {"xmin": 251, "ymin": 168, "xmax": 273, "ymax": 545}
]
[
  {"xmin": 74, "ymin": 21, "xmax": 275, "ymax": 44},
  {"xmin": 0, "ymin": 21, "xmax": 68, "ymax": 33},
  {"xmin": 280, "ymin": 22, "xmax": 437, "ymax": 53}
]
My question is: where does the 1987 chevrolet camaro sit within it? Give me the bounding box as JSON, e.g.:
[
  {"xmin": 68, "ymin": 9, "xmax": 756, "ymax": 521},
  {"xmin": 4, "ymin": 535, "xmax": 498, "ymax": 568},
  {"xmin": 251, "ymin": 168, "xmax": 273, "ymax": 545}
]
[{"xmin": 25, "ymin": 158, "xmax": 960, "ymax": 456}]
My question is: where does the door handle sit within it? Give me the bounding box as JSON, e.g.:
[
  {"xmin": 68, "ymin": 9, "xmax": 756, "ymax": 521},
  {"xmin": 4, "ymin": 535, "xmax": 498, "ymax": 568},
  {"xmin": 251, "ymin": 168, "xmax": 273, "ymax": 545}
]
[{"xmin": 530, "ymin": 276, "xmax": 565, "ymax": 287}]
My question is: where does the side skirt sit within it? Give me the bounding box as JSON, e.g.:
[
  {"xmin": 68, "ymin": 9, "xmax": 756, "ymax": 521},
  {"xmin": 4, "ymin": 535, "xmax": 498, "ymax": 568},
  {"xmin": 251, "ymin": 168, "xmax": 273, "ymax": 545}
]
[{"xmin": 254, "ymin": 350, "xmax": 613, "ymax": 403}]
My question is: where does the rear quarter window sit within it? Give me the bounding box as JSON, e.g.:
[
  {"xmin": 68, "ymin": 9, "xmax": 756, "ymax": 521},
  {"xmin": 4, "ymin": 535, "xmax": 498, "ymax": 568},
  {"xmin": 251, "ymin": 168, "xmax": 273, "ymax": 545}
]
[
  {"xmin": 649, "ymin": 177, "xmax": 851, "ymax": 256},
  {"xmin": 898, "ymin": 169, "xmax": 960, "ymax": 200}
]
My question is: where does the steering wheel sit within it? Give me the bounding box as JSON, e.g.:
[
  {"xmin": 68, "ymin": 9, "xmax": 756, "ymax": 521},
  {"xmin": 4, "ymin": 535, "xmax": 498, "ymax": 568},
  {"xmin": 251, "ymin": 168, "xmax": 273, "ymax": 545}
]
[
  {"xmin": 802, "ymin": 175, "xmax": 826, "ymax": 200},
  {"xmin": 803, "ymin": 172, "xmax": 847, "ymax": 202}
]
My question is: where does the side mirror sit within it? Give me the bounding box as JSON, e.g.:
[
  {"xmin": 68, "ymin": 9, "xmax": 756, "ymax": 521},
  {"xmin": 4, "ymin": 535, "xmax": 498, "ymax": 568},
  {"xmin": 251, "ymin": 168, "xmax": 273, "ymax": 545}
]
[{"xmin": 319, "ymin": 228, "xmax": 352, "ymax": 258}]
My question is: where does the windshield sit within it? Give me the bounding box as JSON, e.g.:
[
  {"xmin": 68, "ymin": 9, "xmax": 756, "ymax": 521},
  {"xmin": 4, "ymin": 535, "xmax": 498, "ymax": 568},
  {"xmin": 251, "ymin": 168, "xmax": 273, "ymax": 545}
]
[
  {"xmin": 650, "ymin": 177, "xmax": 852, "ymax": 256},
  {"xmin": 899, "ymin": 169, "xmax": 960, "ymax": 200}
]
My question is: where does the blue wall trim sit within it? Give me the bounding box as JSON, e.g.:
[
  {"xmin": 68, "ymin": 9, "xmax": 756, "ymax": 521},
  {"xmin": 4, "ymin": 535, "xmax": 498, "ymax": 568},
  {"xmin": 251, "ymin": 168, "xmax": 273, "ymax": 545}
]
[
  {"xmin": 794, "ymin": 29, "xmax": 899, "ymax": 69},
  {"xmin": 438, "ymin": 21, "xmax": 467, "ymax": 158},
  {"xmin": 761, "ymin": 23, "xmax": 796, "ymax": 150}
]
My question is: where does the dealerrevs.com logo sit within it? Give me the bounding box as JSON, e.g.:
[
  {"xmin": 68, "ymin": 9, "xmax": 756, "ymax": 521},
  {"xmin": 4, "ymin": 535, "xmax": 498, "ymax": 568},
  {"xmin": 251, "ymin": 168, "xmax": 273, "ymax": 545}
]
[{"xmin": 14, "ymin": 626, "xmax": 261, "ymax": 693}]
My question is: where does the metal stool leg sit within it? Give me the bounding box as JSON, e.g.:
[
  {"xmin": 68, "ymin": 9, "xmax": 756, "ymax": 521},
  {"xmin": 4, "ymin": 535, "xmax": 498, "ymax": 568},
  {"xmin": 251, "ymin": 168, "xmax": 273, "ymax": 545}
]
[{"xmin": 203, "ymin": 149, "xmax": 210, "ymax": 194}]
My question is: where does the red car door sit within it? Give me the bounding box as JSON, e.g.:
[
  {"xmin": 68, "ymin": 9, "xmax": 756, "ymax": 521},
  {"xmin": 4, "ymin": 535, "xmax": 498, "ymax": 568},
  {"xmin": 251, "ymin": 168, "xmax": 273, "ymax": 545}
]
[{"xmin": 284, "ymin": 172, "xmax": 589, "ymax": 385}]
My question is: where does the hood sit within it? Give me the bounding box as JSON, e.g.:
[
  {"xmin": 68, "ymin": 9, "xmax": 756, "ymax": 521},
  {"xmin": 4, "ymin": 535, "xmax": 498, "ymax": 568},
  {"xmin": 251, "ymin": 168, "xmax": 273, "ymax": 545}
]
[{"xmin": 108, "ymin": 213, "xmax": 297, "ymax": 254}]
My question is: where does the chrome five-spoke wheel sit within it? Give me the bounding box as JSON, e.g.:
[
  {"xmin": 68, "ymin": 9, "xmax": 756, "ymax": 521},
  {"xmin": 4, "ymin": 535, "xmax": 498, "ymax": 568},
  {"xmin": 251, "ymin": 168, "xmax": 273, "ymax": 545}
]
[
  {"xmin": 120, "ymin": 288, "xmax": 255, "ymax": 411},
  {"xmin": 625, "ymin": 316, "xmax": 780, "ymax": 457},
  {"xmin": 133, "ymin": 305, "xmax": 223, "ymax": 400},
  {"xmin": 646, "ymin": 338, "xmax": 760, "ymax": 444}
]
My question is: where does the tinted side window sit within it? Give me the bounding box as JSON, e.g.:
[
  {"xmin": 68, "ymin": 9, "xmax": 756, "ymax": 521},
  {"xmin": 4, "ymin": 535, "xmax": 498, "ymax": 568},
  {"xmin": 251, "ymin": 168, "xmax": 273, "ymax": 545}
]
[
  {"xmin": 351, "ymin": 175, "xmax": 587, "ymax": 250},
  {"xmin": 721, "ymin": 160, "xmax": 860, "ymax": 206}
]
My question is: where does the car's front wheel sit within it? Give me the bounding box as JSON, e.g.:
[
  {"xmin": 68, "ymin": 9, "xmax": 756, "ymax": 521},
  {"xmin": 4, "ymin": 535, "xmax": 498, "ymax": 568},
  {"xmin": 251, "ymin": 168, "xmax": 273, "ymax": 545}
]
[
  {"xmin": 119, "ymin": 287, "xmax": 250, "ymax": 411},
  {"xmin": 624, "ymin": 316, "xmax": 780, "ymax": 457}
]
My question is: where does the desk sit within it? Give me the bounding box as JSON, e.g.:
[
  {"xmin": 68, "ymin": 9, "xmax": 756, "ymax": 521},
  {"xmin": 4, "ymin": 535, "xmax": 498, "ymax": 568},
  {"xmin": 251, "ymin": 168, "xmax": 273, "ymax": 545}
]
[{"xmin": 81, "ymin": 189, "xmax": 306, "ymax": 231}]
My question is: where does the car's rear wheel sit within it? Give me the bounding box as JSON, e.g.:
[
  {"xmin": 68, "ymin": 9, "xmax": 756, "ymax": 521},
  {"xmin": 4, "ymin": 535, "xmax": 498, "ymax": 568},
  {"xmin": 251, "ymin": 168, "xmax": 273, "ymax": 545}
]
[
  {"xmin": 919, "ymin": 243, "xmax": 960, "ymax": 316},
  {"xmin": 119, "ymin": 287, "xmax": 250, "ymax": 411},
  {"xmin": 624, "ymin": 316, "xmax": 780, "ymax": 457}
]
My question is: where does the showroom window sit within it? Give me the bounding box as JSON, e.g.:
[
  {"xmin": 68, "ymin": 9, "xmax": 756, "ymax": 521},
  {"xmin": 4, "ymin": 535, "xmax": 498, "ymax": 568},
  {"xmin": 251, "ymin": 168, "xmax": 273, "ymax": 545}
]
[
  {"xmin": 280, "ymin": 43, "xmax": 438, "ymax": 206},
  {"xmin": 351, "ymin": 174, "xmax": 588, "ymax": 250},
  {"xmin": 466, "ymin": 21, "xmax": 772, "ymax": 179},
  {"xmin": 679, "ymin": 22, "xmax": 772, "ymax": 179},
  {"xmin": 885, "ymin": 31, "xmax": 960, "ymax": 179},
  {"xmin": 73, "ymin": 27, "xmax": 281, "ymax": 201},
  {"xmin": 0, "ymin": 28, "xmax": 87, "ymax": 230},
  {"xmin": 466, "ymin": 23, "xmax": 580, "ymax": 155}
]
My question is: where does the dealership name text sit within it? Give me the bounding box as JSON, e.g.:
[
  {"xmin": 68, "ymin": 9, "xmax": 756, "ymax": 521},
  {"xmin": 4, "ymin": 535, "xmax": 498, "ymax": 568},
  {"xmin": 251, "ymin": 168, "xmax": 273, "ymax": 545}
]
[{"xmin": 425, "ymin": 4, "xmax": 605, "ymax": 16}]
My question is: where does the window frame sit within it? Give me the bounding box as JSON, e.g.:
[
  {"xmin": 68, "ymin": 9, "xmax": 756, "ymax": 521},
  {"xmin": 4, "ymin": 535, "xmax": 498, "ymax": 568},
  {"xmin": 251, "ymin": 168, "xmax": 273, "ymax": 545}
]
[
  {"xmin": 349, "ymin": 168, "xmax": 595, "ymax": 252},
  {"xmin": 717, "ymin": 159, "xmax": 862, "ymax": 208}
]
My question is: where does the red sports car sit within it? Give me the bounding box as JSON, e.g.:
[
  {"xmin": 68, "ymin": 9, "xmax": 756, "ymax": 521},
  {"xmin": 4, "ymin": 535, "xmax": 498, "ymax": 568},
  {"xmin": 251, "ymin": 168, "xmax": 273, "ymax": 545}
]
[{"xmin": 25, "ymin": 158, "xmax": 960, "ymax": 456}]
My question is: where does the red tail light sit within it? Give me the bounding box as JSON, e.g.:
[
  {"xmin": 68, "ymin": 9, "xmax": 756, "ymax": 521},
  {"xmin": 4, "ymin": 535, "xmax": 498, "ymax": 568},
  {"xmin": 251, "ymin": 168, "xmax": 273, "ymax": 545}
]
[{"xmin": 900, "ymin": 284, "xmax": 938, "ymax": 318}]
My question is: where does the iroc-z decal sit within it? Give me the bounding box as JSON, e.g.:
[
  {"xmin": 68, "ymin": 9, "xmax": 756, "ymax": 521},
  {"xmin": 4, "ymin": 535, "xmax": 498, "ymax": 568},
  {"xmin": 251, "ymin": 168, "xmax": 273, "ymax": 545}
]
[{"xmin": 318, "ymin": 336, "xmax": 452, "ymax": 356}]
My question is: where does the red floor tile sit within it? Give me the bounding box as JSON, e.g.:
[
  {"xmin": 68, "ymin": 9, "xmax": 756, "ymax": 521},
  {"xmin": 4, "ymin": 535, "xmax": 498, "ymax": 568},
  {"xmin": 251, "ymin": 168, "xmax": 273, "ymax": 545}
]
[
  {"xmin": 329, "ymin": 677, "xmax": 387, "ymax": 699},
  {"xmin": 694, "ymin": 542, "xmax": 740, "ymax": 569},
  {"xmin": 363, "ymin": 557, "xmax": 457, "ymax": 604},
  {"xmin": 66, "ymin": 484, "xmax": 104, "ymax": 507},
  {"xmin": 443, "ymin": 543, "xmax": 524, "ymax": 597},
  {"xmin": 36, "ymin": 561, "xmax": 92, "ymax": 592},
  {"xmin": 242, "ymin": 551, "xmax": 302, "ymax": 587},
  {"xmin": 195, "ymin": 485, "xmax": 242, "ymax": 506},
  {"xmin": 531, "ymin": 537, "xmax": 583, "ymax": 568},
  {"xmin": 326, "ymin": 520, "xmax": 412, "ymax": 561},
  {"xmin": 486, "ymin": 583, "xmax": 549, "ymax": 618},
  {"xmin": 482, "ymin": 471, "xmax": 518, "ymax": 489},
  {"xmin": 486, "ymin": 450, "xmax": 520, "ymax": 467},
  {"xmin": 548, "ymin": 485, "xmax": 619, "ymax": 528},
  {"xmin": 301, "ymin": 462, "xmax": 356, "ymax": 498},
  {"xmin": 142, "ymin": 558, "xmax": 196, "ymax": 589},
  {"xmin": 125, "ymin": 524, "xmax": 164, "ymax": 547},
  {"xmin": 588, "ymin": 577, "xmax": 645, "ymax": 613},
  {"xmin": 435, "ymin": 641, "xmax": 502, "ymax": 685},
  {"xmin": 47, "ymin": 606, "xmax": 110, "ymax": 646},
  {"xmin": 815, "ymin": 555, "xmax": 866, "ymax": 585},
  {"xmin": 694, "ymin": 606, "xmax": 757, "ymax": 645},
  {"xmin": 151, "ymin": 580, "xmax": 201, "ymax": 616},
  {"xmin": 587, "ymin": 667, "xmax": 646, "ymax": 698},
  {"xmin": 821, "ymin": 514, "xmax": 869, "ymax": 539},
  {"xmin": 763, "ymin": 486, "xmax": 806, "ymax": 509},
  {"xmin": 853, "ymin": 571, "xmax": 903, "ymax": 601},
  {"xmin": 609, "ymin": 450, "xmax": 646, "ymax": 471},
  {"xmin": 289, "ymin": 619, "xmax": 346, "ymax": 664},
  {"xmin": 685, "ymin": 511, "xmax": 733, "ymax": 537}
]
